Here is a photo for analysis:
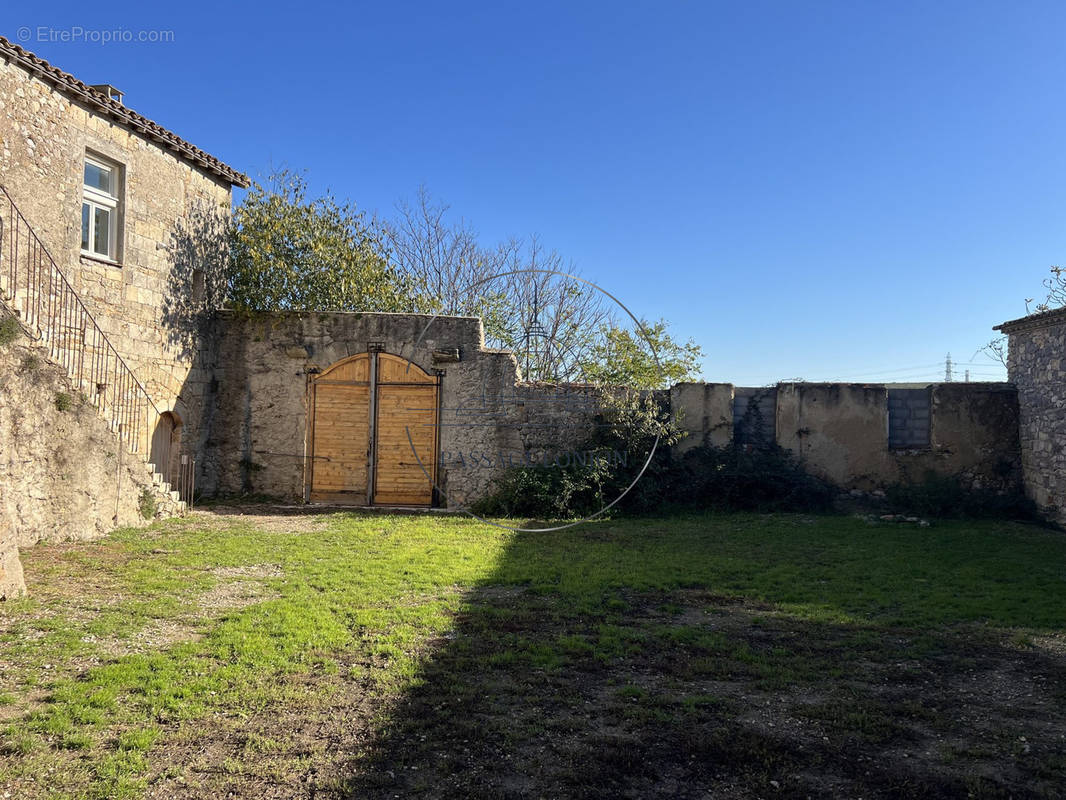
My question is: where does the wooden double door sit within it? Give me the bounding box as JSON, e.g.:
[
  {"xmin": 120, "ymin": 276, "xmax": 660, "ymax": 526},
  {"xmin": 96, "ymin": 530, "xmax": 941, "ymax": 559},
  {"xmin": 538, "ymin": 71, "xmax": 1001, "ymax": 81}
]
[{"xmin": 309, "ymin": 352, "xmax": 439, "ymax": 506}]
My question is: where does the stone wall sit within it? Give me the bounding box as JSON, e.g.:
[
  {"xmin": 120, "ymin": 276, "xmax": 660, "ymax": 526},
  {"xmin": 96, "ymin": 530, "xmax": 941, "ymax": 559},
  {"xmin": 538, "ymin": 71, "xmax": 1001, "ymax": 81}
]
[
  {"xmin": 997, "ymin": 308, "xmax": 1066, "ymax": 524},
  {"xmin": 670, "ymin": 383, "xmax": 732, "ymax": 453},
  {"xmin": 204, "ymin": 313, "xmax": 1024, "ymax": 507},
  {"xmin": 672, "ymin": 380, "xmax": 1020, "ymax": 490},
  {"xmin": 0, "ymin": 323, "xmax": 184, "ymax": 596},
  {"xmin": 203, "ymin": 311, "xmax": 602, "ymax": 508},
  {"xmin": 0, "ymin": 54, "xmax": 235, "ymax": 468}
]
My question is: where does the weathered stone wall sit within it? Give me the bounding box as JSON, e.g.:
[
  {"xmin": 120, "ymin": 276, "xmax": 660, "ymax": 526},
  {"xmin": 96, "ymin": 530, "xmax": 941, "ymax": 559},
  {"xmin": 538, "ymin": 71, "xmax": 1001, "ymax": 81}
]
[
  {"xmin": 670, "ymin": 383, "xmax": 732, "ymax": 453},
  {"xmin": 0, "ymin": 325, "xmax": 184, "ymax": 596},
  {"xmin": 203, "ymin": 311, "xmax": 608, "ymax": 507},
  {"xmin": 998, "ymin": 308, "xmax": 1066, "ymax": 524},
  {"xmin": 672, "ymin": 380, "xmax": 1019, "ymax": 490},
  {"xmin": 207, "ymin": 314, "xmax": 1024, "ymax": 508},
  {"xmin": 0, "ymin": 55, "xmax": 234, "ymax": 465}
]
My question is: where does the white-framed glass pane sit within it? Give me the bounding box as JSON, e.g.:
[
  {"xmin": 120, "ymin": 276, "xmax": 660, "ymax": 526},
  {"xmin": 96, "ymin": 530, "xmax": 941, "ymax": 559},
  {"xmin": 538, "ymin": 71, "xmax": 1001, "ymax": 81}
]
[
  {"xmin": 92, "ymin": 205, "xmax": 111, "ymax": 257},
  {"xmin": 84, "ymin": 160, "xmax": 113, "ymax": 195},
  {"xmin": 81, "ymin": 204, "xmax": 91, "ymax": 250}
]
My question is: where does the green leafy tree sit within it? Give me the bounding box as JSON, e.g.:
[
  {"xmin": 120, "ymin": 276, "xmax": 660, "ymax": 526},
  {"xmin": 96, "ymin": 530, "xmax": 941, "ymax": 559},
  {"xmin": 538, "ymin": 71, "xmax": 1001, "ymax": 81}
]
[
  {"xmin": 580, "ymin": 319, "xmax": 704, "ymax": 390},
  {"xmin": 227, "ymin": 170, "xmax": 418, "ymax": 312}
]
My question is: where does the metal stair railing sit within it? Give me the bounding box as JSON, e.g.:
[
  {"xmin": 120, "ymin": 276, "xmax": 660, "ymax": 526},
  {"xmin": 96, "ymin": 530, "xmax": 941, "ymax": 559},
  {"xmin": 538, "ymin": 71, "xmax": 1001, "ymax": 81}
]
[{"xmin": 0, "ymin": 184, "xmax": 192, "ymax": 504}]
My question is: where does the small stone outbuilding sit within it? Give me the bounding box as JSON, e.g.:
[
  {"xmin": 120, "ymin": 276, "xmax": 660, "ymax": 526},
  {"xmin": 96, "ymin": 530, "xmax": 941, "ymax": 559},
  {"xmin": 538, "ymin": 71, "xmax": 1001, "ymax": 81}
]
[{"xmin": 995, "ymin": 307, "xmax": 1066, "ymax": 525}]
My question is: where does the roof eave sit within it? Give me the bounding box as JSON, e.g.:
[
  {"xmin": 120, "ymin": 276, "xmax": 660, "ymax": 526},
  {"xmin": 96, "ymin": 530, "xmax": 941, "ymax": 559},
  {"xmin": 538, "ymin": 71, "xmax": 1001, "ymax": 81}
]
[
  {"xmin": 0, "ymin": 35, "xmax": 249, "ymax": 189},
  {"xmin": 994, "ymin": 306, "xmax": 1066, "ymax": 335}
]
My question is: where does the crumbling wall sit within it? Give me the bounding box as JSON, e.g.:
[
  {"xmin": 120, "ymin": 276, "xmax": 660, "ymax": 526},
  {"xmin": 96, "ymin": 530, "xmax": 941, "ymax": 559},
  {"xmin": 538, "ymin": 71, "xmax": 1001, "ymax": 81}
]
[
  {"xmin": 204, "ymin": 311, "xmax": 608, "ymax": 508},
  {"xmin": 205, "ymin": 310, "xmax": 1025, "ymax": 507},
  {"xmin": 670, "ymin": 380, "xmax": 1020, "ymax": 491}
]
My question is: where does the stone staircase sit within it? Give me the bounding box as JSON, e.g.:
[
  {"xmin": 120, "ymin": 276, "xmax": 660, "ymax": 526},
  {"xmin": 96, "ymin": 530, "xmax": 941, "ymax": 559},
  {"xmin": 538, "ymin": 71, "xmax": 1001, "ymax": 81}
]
[
  {"xmin": 149, "ymin": 468, "xmax": 187, "ymax": 513},
  {"xmin": 0, "ymin": 184, "xmax": 189, "ymax": 518},
  {"xmin": 1, "ymin": 310, "xmax": 188, "ymax": 519}
]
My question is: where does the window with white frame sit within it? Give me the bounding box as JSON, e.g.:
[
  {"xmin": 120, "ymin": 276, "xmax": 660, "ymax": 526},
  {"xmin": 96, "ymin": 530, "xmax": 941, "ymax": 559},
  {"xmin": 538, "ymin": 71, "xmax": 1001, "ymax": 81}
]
[{"xmin": 81, "ymin": 154, "xmax": 122, "ymax": 261}]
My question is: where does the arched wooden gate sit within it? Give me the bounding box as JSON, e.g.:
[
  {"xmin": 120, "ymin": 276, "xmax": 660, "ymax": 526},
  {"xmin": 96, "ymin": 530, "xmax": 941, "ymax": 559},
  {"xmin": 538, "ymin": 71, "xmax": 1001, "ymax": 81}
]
[{"xmin": 307, "ymin": 352, "xmax": 439, "ymax": 506}]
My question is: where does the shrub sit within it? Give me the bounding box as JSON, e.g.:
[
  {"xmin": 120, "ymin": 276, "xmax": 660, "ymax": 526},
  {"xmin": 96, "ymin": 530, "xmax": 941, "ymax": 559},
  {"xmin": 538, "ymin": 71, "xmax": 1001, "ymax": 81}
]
[
  {"xmin": 0, "ymin": 316, "xmax": 21, "ymax": 347},
  {"xmin": 54, "ymin": 392, "xmax": 73, "ymax": 412},
  {"xmin": 884, "ymin": 470, "xmax": 1036, "ymax": 520},
  {"xmin": 138, "ymin": 488, "xmax": 158, "ymax": 520},
  {"xmin": 20, "ymin": 354, "xmax": 40, "ymax": 373},
  {"xmin": 471, "ymin": 389, "xmax": 683, "ymax": 520},
  {"xmin": 662, "ymin": 443, "xmax": 837, "ymax": 514}
]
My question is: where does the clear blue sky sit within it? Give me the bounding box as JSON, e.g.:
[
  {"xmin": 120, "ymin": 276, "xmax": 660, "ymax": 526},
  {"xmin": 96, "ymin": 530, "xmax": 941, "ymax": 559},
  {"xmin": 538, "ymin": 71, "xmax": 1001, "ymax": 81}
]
[{"xmin": 12, "ymin": 1, "xmax": 1066, "ymax": 384}]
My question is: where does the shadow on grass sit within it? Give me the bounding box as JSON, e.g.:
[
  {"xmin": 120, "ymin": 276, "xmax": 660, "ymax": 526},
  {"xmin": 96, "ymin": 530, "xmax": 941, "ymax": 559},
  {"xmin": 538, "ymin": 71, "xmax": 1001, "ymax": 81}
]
[{"xmin": 338, "ymin": 514, "xmax": 1066, "ymax": 799}]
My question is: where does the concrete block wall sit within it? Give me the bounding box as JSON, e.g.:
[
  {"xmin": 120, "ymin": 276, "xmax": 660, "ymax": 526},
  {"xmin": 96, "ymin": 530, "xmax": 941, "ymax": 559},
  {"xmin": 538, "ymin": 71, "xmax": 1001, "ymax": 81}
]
[{"xmin": 887, "ymin": 388, "xmax": 930, "ymax": 448}]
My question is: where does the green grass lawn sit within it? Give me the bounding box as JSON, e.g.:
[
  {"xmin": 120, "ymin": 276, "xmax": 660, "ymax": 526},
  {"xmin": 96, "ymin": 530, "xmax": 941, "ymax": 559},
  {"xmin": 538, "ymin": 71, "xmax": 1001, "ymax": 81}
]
[{"xmin": 1, "ymin": 508, "xmax": 1065, "ymax": 798}]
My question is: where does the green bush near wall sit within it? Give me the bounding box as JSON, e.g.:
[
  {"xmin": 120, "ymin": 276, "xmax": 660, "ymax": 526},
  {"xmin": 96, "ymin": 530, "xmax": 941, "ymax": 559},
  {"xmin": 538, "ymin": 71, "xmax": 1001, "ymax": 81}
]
[
  {"xmin": 138, "ymin": 488, "xmax": 158, "ymax": 520},
  {"xmin": 663, "ymin": 444, "xmax": 837, "ymax": 514},
  {"xmin": 0, "ymin": 315, "xmax": 22, "ymax": 347},
  {"xmin": 884, "ymin": 470, "xmax": 1037, "ymax": 520},
  {"xmin": 472, "ymin": 378, "xmax": 838, "ymax": 521}
]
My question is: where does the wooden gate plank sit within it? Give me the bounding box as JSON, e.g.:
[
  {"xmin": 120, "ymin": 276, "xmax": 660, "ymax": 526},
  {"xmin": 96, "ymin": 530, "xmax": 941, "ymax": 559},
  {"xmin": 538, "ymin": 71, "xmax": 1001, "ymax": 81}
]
[
  {"xmin": 377, "ymin": 352, "xmax": 438, "ymax": 384},
  {"xmin": 308, "ymin": 352, "xmax": 438, "ymax": 507},
  {"xmin": 373, "ymin": 384, "xmax": 437, "ymax": 506},
  {"xmin": 309, "ymin": 383, "xmax": 370, "ymax": 502}
]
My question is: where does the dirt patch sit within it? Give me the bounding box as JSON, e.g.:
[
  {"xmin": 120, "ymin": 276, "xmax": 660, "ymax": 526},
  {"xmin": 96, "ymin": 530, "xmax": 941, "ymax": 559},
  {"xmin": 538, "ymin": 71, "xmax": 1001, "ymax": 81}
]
[
  {"xmin": 144, "ymin": 668, "xmax": 387, "ymax": 800},
  {"xmin": 91, "ymin": 618, "xmax": 203, "ymax": 656},
  {"xmin": 199, "ymin": 564, "xmax": 282, "ymax": 613},
  {"xmin": 196, "ymin": 506, "xmax": 331, "ymax": 534}
]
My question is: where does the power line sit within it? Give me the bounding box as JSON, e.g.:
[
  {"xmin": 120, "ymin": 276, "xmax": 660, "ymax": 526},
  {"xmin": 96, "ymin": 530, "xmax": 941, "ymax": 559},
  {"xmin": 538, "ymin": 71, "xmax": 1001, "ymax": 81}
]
[{"xmin": 827, "ymin": 363, "xmax": 942, "ymax": 380}]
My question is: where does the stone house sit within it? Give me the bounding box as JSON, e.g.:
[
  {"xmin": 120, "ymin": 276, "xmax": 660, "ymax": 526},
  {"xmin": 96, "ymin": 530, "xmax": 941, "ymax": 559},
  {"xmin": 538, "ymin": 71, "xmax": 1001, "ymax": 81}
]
[
  {"xmin": 995, "ymin": 307, "xmax": 1066, "ymax": 525},
  {"xmin": 0, "ymin": 33, "xmax": 246, "ymax": 582},
  {"xmin": 0, "ymin": 36, "xmax": 606, "ymax": 531},
  {"xmin": 0, "ymin": 33, "xmax": 247, "ymax": 439}
]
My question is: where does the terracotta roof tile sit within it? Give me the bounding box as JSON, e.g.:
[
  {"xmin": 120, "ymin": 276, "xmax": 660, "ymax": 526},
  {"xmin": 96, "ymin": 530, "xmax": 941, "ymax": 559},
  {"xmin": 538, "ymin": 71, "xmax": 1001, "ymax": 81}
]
[{"xmin": 0, "ymin": 35, "xmax": 249, "ymax": 188}]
